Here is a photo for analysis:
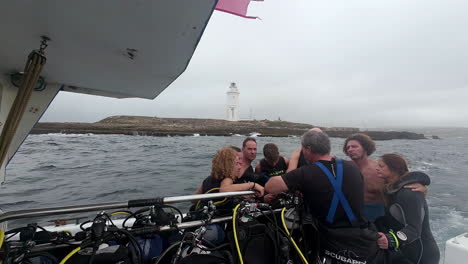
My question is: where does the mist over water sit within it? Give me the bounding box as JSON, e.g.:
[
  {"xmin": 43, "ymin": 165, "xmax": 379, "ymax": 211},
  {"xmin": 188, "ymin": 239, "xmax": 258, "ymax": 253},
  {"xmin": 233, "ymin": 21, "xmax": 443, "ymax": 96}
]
[{"xmin": 1, "ymin": 130, "xmax": 467, "ymax": 262}]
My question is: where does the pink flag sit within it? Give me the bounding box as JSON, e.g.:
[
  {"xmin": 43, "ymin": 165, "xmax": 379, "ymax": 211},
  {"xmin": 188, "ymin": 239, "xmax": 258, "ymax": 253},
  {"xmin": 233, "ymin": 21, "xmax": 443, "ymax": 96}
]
[{"xmin": 215, "ymin": 0, "xmax": 263, "ymax": 19}]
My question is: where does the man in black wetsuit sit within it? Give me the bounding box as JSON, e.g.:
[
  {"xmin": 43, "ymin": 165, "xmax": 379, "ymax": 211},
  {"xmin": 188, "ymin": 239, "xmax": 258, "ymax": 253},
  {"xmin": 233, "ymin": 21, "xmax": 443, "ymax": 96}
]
[
  {"xmin": 266, "ymin": 130, "xmax": 382, "ymax": 263},
  {"xmin": 238, "ymin": 137, "xmax": 257, "ymax": 183},
  {"xmin": 255, "ymin": 143, "xmax": 289, "ymax": 186}
]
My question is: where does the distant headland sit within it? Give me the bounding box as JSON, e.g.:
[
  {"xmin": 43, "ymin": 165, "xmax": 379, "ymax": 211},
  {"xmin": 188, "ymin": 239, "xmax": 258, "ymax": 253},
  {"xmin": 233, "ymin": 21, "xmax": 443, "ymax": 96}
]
[{"xmin": 32, "ymin": 116, "xmax": 429, "ymax": 140}]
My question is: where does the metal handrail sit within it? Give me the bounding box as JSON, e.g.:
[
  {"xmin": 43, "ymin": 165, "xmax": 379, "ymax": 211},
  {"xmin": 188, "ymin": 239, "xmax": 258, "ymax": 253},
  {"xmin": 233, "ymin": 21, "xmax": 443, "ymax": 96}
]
[{"xmin": 0, "ymin": 191, "xmax": 255, "ymax": 222}]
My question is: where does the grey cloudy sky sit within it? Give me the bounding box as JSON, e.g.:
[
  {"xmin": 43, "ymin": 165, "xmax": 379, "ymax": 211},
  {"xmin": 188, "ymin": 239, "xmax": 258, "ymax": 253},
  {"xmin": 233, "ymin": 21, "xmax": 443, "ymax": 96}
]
[{"xmin": 41, "ymin": 0, "xmax": 468, "ymax": 128}]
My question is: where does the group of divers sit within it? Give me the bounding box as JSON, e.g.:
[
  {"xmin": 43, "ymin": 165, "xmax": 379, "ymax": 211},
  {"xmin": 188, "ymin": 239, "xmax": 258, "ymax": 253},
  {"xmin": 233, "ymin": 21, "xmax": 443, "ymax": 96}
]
[{"xmin": 190, "ymin": 128, "xmax": 440, "ymax": 264}]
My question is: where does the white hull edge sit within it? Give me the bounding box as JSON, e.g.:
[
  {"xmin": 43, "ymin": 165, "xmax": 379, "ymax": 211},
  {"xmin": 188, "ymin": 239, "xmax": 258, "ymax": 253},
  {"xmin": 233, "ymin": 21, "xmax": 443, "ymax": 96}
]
[{"xmin": 445, "ymin": 232, "xmax": 468, "ymax": 264}]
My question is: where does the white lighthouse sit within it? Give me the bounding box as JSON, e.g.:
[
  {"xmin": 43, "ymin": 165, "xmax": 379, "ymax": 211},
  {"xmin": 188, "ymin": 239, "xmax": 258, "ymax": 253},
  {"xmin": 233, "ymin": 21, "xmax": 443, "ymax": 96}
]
[{"xmin": 226, "ymin": 82, "xmax": 240, "ymax": 121}]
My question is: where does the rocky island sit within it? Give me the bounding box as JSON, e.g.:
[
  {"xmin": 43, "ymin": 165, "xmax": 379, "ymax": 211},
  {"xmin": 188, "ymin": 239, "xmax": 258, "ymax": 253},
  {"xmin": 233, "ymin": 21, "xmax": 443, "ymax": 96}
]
[{"xmin": 31, "ymin": 116, "xmax": 427, "ymax": 140}]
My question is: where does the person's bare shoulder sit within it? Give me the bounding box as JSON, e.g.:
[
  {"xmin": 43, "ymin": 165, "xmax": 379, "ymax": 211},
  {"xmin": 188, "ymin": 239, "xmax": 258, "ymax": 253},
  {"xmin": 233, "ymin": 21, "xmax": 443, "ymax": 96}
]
[
  {"xmin": 362, "ymin": 160, "xmax": 378, "ymax": 174},
  {"xmin": 362, "ymin": 160, "xmax": 384, "ymax": 191}
]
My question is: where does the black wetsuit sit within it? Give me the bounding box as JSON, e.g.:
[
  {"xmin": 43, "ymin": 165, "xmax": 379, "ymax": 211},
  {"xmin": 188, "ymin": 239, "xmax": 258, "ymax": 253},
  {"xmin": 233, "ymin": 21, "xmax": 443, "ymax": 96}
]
[
  {"xmin": 201, "ymin": 176, "xmax": 221, "ymax": 193},
  {"xmin": 376, "ymin": 171, "xmax": 440, "ymax": 264},
  {"xmin": 237, "ymin": 165, "xmax": 257, "ymax": 183},
  {"xmin": 283, "ymin": 159, "xmax": 365, "ymax": 225},
  {"xmin": 282, "ymin": 159, "xmax": 382, "ymax": 263},
  {"xmin": 257, "ymin": 156, "xmax": 288, "ymax": 186}
]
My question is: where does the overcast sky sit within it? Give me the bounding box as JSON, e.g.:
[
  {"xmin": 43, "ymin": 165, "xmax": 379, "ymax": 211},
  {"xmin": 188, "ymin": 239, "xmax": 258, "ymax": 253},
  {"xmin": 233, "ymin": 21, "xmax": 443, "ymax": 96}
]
[{"xmin": 41, "ymin": 0, "xmax": 468, "ymax": 128}]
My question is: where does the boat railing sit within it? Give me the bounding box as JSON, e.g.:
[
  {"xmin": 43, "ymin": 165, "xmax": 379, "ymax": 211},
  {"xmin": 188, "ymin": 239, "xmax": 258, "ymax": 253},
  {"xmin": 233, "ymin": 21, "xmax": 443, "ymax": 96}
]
[{"xmin": 0, "ymin": 191, "xmax": 255, "ymax": 223}]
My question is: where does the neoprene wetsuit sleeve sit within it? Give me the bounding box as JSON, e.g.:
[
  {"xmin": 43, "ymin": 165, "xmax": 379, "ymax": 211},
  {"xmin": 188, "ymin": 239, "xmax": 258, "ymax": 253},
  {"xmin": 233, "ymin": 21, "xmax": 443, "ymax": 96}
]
[
  {"xmin": 391, "ymin": 189, "xmax": 425, "ymax": 247},
  {"xmin": 281, "ymin": 167, "xmax": 304, "ymax": 193}
]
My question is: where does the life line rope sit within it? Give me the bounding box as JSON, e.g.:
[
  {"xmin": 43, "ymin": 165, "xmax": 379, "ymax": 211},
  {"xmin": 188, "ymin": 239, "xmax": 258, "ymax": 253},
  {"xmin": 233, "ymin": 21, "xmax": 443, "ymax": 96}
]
[{"xmin": 0, "ymin": 37, "xmax": 49, "ymax": 182}]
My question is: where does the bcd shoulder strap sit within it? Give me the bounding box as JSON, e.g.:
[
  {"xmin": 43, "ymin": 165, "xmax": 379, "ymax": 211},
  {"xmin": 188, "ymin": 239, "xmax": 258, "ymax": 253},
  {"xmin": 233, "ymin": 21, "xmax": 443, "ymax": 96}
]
[{"xmin": 314, "ymin": 159, "xmax": 357, "ymax": 224}]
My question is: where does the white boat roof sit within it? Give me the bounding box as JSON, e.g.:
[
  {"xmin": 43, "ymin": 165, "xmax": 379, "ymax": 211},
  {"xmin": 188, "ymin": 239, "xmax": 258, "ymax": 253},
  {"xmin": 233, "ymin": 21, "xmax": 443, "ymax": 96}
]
[{"xmin": 0, "ymin": 0, "xmax": 218, "ymax": 99}]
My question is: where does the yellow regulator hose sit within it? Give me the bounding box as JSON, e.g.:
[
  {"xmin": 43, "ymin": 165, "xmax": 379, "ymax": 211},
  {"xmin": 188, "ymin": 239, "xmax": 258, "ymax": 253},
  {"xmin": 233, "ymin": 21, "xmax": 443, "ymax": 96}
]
[
  {"xmin": 232, "ymin": 204, "xmax": 244, "ymax": 264},
  {"xmin": 59, "ymin": 246, "xmax": 81, "ymax": 264},
  {"xmin": 281, "ymin": 207, "xmax": 309, "ymax": 264}
]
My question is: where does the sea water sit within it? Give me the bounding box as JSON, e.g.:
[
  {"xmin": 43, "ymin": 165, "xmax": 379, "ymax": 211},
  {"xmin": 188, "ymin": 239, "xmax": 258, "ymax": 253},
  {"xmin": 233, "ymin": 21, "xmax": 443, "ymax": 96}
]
[{"xmin": 1, "ymin": 128, "xmax": 467, "ymax": 262}]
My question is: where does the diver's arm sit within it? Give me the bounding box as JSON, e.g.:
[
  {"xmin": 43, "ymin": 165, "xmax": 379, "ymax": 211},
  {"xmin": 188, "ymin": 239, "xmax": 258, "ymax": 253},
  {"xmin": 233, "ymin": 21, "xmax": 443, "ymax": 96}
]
[
  {"xmin": 404, "ymin": 183, "xmax": 428, "ymax": 196},
  {"xmin": 403, "ymin": 171, "xmax": 431, "ymax": 196},
  {"xmin": 286, "ymin": 149, "xmax": 301, "ymax": 173},
  {"xmin": 266, "ymin": 167, "xmax": 303, "ymax": 194},
  {"xmin": 265, "ymin": 176, "xmax": 288, "ymax": 194},
  {"xmin": 220, "ymin": 178, "xmax": 264, "ymax": 196}
]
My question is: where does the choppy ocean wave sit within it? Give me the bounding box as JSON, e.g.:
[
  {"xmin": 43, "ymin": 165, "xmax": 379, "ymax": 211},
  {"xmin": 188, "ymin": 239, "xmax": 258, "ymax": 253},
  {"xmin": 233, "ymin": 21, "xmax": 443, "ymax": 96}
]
[{"xmin": 1, "ymin": 132, "xmax": 467, "ymax": 262}]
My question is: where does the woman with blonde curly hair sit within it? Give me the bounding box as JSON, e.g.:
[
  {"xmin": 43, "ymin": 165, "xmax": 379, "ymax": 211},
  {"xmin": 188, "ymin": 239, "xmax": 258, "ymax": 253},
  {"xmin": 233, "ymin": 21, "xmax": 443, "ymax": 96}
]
[
  {"xmin": 193, "ymin": 147, "xmax": 264, "ymax": 245},
  {"xmin": 195, "ymin": 147, "xmax": 264, "ymax": 196},
  {"xmin": 211, "ymin": 147, "xmax": 239, "ymax": 182}
]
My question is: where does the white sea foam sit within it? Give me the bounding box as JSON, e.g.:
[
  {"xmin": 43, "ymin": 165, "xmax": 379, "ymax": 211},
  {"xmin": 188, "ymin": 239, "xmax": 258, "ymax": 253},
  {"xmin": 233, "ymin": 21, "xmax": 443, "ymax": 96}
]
[{"xmin": 44, "ymin": 133, "xmax": 98, "ymax": 137}]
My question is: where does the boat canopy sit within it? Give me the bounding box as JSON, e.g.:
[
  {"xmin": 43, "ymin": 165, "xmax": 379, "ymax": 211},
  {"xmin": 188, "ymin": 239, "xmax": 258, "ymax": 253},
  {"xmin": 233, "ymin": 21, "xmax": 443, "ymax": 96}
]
[
  {"xmin": 0, "ymin": 0, "xmax": 218, "ymax": 183},
  {"xmin": 0, "ymin": 0, "xmax": 218, "ymax": 99}
]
